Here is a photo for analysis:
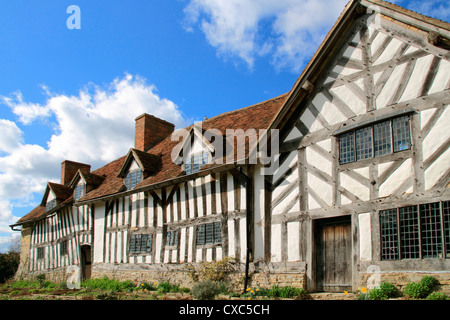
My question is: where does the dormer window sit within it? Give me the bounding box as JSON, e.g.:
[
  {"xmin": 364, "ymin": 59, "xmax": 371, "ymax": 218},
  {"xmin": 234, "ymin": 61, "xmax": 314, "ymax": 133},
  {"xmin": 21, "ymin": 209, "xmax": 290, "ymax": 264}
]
[
  {"xmin": 185, "ymin": 151, "xmax": 208, "ymax": 175},
  {"xmin": 74, "ymin": 183, "xmax": 86, "ymax": 200},
  {"xmin": 46, "ymin": 199, "xmax": 57, "ymax": 212},
  {"xmin": 125, "ymin": 170, "xmax": 142, "ymax": 190}
]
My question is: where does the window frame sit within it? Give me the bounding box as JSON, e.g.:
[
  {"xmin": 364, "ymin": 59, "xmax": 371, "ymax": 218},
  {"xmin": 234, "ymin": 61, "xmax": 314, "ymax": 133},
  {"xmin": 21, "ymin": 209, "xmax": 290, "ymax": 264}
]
[
  {"xmin": 166, "ymin": 230, "xmax": 179, "ymax": 247},
  {"xmin": 379, "ymin": 200, "xmax": 450, "ymax": 261},
  {"xmin": 338, "ymin": 114, "xmax": 412, "ymax": 165},
  {"xmin": 196, "ymin": 221, "xmax": 222, "ymax": 247},
  {"xmin": 124, "ymin": 170, "xmax": 143, "ymax": 190},
  {"xmin": 37, "ymin": 247, "xmax": 45, "ymax": 260},
  {"xmin": 184, "ymin": 151, "xmax": 209, "ymax": 175},
  {"xmin": 129, "ymin": 233, "xmax": 153, "ymax": 255},
  {"xmin": 46, "ymin": 199, "xmax": 57, "ymax": 212},
  {"xmin": 60, "ymin": 240, "xmax": 68, "ymax": 256},
  {"xmin": 74, "ymin": 183, "xmax": 86, "ymax": 201}
]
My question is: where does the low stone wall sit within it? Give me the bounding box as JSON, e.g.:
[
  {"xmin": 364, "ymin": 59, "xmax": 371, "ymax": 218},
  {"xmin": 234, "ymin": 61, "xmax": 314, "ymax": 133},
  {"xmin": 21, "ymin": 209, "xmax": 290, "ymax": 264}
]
[
  {"xmin": 91, "ymin": 263, "xmax": 307, "ymax": 291},
  {"xmin": 358, "ymin": 272, "xmax": 450, "ymax": 294}
]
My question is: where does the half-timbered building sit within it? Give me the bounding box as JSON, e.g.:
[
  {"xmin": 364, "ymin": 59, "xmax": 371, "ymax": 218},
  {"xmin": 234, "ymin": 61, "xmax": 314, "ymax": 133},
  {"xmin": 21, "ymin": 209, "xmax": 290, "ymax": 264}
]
[{"xmin": 11, "ymin": 0, "xmax": 450, "ymax": 293}]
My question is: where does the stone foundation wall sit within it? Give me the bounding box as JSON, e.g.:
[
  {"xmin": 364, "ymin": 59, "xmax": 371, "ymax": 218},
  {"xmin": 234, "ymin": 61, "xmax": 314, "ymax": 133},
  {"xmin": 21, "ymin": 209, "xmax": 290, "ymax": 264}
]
[
  {"xmin": 358, "ymin": 272, "xmax": 450, "ymax": 294},
  {"xmin": 91, "ymin": 265, "xmax": 307, "ymax": 291},
  {"xmin": 18, "ymin": 268, "xmax": 70, "ymax": 283},
  {"xmin": 15, "ymin": 261, "xmax": 450, "ymax": 295}
]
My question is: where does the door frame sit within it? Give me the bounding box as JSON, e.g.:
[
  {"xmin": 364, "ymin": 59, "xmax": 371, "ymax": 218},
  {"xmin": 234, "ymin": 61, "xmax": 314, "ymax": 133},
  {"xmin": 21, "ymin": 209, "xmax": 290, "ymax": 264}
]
[
  {"xmin": 313, "ymin": 215, "xmax": 353, "ymax": 292},
  {"xmin": 80, "ymin": 244, "xmax": 92, "ymax": 281}
]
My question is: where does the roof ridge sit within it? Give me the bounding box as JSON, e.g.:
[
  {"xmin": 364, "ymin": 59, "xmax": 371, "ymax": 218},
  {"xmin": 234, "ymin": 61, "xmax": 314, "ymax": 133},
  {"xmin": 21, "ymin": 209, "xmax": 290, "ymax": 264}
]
[{"xmin": 202, "ymin": 92, "xmax": 289, "ymax": 122}]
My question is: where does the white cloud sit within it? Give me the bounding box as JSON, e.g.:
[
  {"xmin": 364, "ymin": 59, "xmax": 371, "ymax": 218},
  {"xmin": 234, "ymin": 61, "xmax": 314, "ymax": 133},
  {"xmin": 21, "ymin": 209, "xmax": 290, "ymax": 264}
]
[
  {"xmin": 0, "ymin": 119, "xmax": 23, "ymax": 153},
  {"xmin": 184, "ymin": 0, "xmax": 348, "ymax": 72},
  {"xmin": 0, "ymin": 74, "xmax": 190, "ymax": 249}
]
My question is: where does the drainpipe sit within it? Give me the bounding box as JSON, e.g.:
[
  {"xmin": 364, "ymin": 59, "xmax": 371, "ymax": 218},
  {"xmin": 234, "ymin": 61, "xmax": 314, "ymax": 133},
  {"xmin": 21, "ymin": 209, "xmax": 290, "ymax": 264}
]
[{"xmin": 239, "ymin": 167, "xmax": 251, "ymax": 294}]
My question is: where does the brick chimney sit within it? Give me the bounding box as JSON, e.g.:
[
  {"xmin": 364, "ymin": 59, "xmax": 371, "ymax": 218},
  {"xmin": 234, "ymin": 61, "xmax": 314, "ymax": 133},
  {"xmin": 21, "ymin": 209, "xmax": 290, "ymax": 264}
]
[
  {"xmin": 135, "ymin": 114, "xmax": 175, "ymax": 152},
  {"xmin": 61, "ymin": 160, "xmax": 91, "ymax": 186}
]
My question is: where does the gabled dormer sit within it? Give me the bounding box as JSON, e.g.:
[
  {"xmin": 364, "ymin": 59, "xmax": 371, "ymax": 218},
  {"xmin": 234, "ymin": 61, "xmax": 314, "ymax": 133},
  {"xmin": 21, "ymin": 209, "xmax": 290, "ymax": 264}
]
[
  {"xmin": 69, "ymin": 169, "xmax": 105, "ymax": 201},
  {"xmin": 173, "ymin": 123, "xmax": 214, "ymax": 175},
  {"xmin": 118, "ymin": 148, "xmax": 161, "ymax": 190},
  {"xmin": 41, "ymin": 182, "xmax": 73, "ymax": 213}
]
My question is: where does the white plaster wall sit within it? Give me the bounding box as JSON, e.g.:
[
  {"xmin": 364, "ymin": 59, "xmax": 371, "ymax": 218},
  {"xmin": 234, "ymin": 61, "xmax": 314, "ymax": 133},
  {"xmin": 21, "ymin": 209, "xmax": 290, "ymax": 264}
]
[
  {"xmin": 253, "ymin": 164, "xmax": 266, "ymax": 261},
  {"xmin": 227, "ymin": 219, "xmax": 235, "ymax": 258},
  {"xmin": 93, "ymin": 203, "xmax": 105, "ymax": 263},
  {"xmin": 128, "ymin": 159, "xmax": 140, "ymax": 171},
  {"xmin": 287, "ymin": 221, "xmax": 300, "ymax": 261},
  {"xmin": 330, "ymin": 85, "xmax": 366, "ymax": 116},
  {"xmin": 306, "ymin": 146, "xmax": 332, "ymax": 176},
  {"xmin": 187, "ymin": 226, "xmax": 194, "ymax": 262},
  {"xmin": 227, "ymin": 173, "xmax": 234, "ymax": 212},
  {"xmin": 300, "ymin": 107, "xmax": 324, "ymax": 133},
  {"xmin": 240, "ymin": 217, "xmax": 247, "ymax": 261},
  {"xmin": 155, "ymin": 233, "xmax": 162, "ymax": 263},
  {"xmin": 428, "ymin": 59, "xmax": 450, "ymax": 95},
  {"xmin": 271, "ymin": 224, "xmax": 281, "ymax": 262},
  {"xmin": 47, "ymin": 190, "xmax": 56, "ymax": 202},
  {"xmin": 340, "ymin": 172, "xmax": 370, "ymax": 201},
  {"xmin": 376, "ymin": 62, "xmax": 408, "ymax": 109},
  {"xmin": 272, "ymin": 151, "xmax": 297, "ymax": 183},
  {"xmin": 180, "ymin": 227, "xmax": 186, "ymax": 263},
  {"xmin": 180, "ymin": 183, "xmax": 187, "ymax": 220},
  {"xmin": 284, "ymin": 126, "xmax": 302, "ymax": 142},
  {"xmin": 373, "ymin": 36, "xmax": 404, "ymax": 66},
  {"xmin": 313, "ymin": 92, "xmax": 347, "ymax": 125},
  {"xmin": 379, "ymin": 158, "xmax": 412, "ymax": 197},
  {"xmin": 425, "ymin": 148, "xmax": 450, "ymax": 190},
  {"xmin": 422, "ymin": 106, "xmax": 449, "ymax": 161},
  {"xmin": 358, "ymin": 213, "xmax": 372, "ymax": 261},
  {"xmin": 399, "ymin": 54, "xmax": 435, "ymax": 102},
  {"xmin": 308, "ymin": 172, "xmax": 333, "ymax": 206}
]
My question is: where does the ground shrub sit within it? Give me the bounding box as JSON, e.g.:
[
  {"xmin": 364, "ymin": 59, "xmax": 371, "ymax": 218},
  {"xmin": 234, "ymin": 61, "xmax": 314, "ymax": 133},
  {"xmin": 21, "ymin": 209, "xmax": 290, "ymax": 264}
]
[
  {"xmin": 0, "ymin": 252, "xmax": 20, "ymax": 284},
  {"xmin": 404, "ymin": 276, "xmax": 439, "ymax": 299},
  {"xmin": 192, "ymin": 280, "xmax": 221, "ymax": 300},
  {"xmin": 189, "ymin": 257, "xmax": 237, "ymax": 283},
  {"xmin": 260, "ymin": 285, "xmax": 308, "ymax": 299},
  {"xmin": 379, "ymin": 282, "xmax": 399, "ymax": 298},
  {"xmin": 426, "ymin": 292, "xmax": 449, "ymax": 300},
  {"xmin": 368, "ymin": 288, "xmax": 388, "ymax": 300}
]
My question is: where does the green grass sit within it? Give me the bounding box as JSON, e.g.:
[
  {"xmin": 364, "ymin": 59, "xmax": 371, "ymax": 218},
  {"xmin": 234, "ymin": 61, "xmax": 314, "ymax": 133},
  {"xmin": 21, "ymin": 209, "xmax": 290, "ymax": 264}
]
[{"xmin": 81, "ymin": 276, "xmax": 135, "ymax": 292}]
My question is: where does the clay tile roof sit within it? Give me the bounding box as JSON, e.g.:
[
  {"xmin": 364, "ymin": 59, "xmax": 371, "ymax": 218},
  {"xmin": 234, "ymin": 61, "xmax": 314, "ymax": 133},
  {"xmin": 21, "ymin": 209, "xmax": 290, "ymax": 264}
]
[
  {"xmin": 137, "ymin": 93, "xmax": 289, "ymax": 188},
  {"xmin": 81, "ymin": 172, "xmax": 105, "ymax": 187},
  {"xmin": 131, "ymin": 149, "xmax": 162, "ymax": 173},
  {"xmin": 78, "ymin": 156, "xmax": 127, "ymax": 202},
  {"xmin": 17, "ymin": 205, "xmax": 46, "ymax": 224},
  {"xmin": 48, "ymin": 182, "xmax": 73, "ymax": 201}
]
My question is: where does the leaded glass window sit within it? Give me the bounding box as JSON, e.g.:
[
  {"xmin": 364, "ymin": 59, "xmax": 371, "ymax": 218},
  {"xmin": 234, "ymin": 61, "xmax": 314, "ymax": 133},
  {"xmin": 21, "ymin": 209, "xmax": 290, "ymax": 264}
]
[
  {"xmin": 339, "ymin": 115, "xmax": 410, "ymax": 164},
  {"xmin": 129, "ymin": 234, "xmax": 153, "ymax": 254},
  {"xmin": 196, "ymin": 222, "xmax": 222, "ymax": 246},
  {"xmin": 184, "ymin": 151, "xmax": 208, "ymax": 175},
  {"xmin": 125, "ymin": 170, "xmax": 142, "ymax": 190},
  {"xmin": 74, "ymin": 183, "xmax": 86, "ymax": 200}
]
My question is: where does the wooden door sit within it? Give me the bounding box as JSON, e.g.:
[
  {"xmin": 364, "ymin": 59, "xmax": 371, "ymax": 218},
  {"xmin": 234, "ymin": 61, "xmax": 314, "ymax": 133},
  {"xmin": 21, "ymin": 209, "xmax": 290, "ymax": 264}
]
[
  {"xmin": 316, "ymin": 219, "xmax": 352, "ymax": 292},
  {"xmin": 80, "ymin": 245, "xmax": 92, "ymax": 280}
]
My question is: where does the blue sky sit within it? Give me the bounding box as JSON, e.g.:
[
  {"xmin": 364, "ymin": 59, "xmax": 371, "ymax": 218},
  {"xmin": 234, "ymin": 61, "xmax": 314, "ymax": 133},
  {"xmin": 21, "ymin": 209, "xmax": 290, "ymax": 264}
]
[{"xmin": 0, "ymin": 0, "xmax": 448, "ymax": 252}]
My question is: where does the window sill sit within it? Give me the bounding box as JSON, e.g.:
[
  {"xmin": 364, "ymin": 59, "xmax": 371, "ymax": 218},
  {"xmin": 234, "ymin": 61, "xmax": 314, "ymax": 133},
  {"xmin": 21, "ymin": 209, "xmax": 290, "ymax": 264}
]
[
  {"xmin": 196, "ymin": 243, "xmax": 222, "ymax": 249},
  {"xmin": 339, "ymin": 149, "xmax": 412, "ymax": 170}
]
